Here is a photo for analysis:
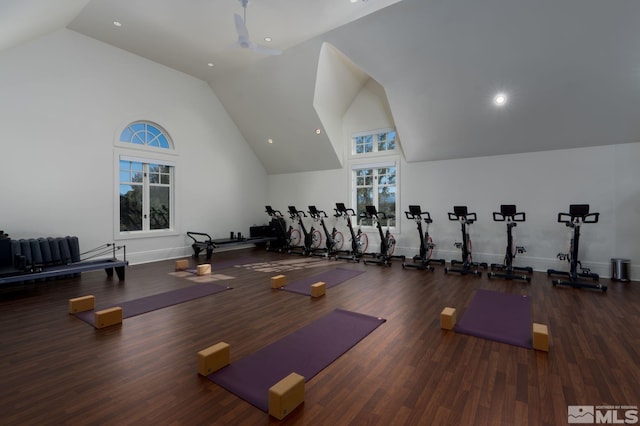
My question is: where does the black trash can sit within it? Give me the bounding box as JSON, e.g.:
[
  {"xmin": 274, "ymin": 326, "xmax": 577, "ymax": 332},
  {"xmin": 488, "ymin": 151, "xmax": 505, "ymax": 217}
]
[{"xmin": 611, "ymin": 258, "xmax": 630, "ymax": 282}]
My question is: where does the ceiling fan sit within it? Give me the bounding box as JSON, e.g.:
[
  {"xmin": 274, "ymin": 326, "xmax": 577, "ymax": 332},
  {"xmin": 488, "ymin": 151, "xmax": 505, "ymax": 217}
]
[{"xmin": 234, "ymin": 0, "xmax": 282, "ymax": 55}]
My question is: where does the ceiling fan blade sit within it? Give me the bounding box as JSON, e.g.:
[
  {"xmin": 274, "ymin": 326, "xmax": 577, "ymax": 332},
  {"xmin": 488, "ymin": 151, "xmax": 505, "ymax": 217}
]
[
  {"xmin": 233, "ymin": 13, "xmax": 249, "ymax": 39},
  {"xmin": 252, "ymin": 43, "xmax": 282, "ymax": 56}
]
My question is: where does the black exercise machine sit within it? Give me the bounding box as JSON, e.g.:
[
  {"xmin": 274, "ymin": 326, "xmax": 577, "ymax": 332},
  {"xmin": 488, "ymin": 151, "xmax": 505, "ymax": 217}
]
[
  {"xmin": 287, "ymin": 206, "xmax": 321, "ymax": 256},
  {"xmin": 362, "ymin": 205, "xmax": 405, "ymax": 267},
  {"xmin": 487, "ymin": 204, "xmax": 533, "ymax": 282},
  {"xmin": 444, "ymin": 206, "xmax": 486, "ymax": 277},
  {"xmin": 308, "ymin": 205, "xmax": 343, "ymax": 258},
  {"xmin": 402, "ymin": 205, "xmax": 445, "ymax": 271},
  {"xmin": 0, "ymin": 237, "xmax": 127, "ymax": 285},
  {"xmin": 265, "ymin": 205, "xmax": 294, "ymax": 252},
  {"xmin": 547, "ymin": 204, "xmax": 606, "ymax": 292},
  {"xmin": 333, "ymin": 202, "xmax": 368, "ymax": 263},
  {"xmin": 186, "ymin": 231, "xmax": 276, "ymax": 260}
]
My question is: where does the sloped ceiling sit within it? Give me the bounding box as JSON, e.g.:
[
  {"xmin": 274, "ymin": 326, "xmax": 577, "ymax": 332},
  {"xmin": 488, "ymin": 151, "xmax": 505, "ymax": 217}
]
[
  {"xmin": 2, "ymin": 0, "xmax": 639, "ymax": 174},
  {"xmin": 0, "ymin": 0, "xmax": 90, "ymax": 51}
]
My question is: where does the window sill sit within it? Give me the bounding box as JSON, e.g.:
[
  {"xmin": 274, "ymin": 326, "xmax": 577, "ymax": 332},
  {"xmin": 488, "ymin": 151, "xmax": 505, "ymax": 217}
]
[{"xmin": 116, "ymin": 229, "xmax": 179, "ymax": 240}]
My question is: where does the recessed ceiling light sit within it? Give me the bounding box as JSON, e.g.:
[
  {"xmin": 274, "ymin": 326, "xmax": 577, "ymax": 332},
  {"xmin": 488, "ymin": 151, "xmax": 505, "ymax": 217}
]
[
  {"xmin": 264, "ymin": 37, "xmax": 272, "ymax": 42},
  {"xmin": 350, "ymin": 0, "xmax": 359, "ymax": 3},
  {"xmin": 268, "ymin": 138, "xmax": 273, "ymax": 144},
  {"xmin": 207, "ymin": 63, "xmax": 214, "ymax": 67},
  {"xmin": 315, "ymin": 129, "xmax": 321, "ymax": 135},
  {"xmin": 493, "ymin": 92, "xmax": 508, "ymax": 107},
  {"xmin": 113, "ymin": 21, "xmax": 122, "ymax": 27}
]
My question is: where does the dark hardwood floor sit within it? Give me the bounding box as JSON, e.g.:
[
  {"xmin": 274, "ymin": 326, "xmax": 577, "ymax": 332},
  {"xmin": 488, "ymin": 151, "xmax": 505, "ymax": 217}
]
[{"xmin": 1, "ymin": 248, "xmax": 638, "ymax": 425}]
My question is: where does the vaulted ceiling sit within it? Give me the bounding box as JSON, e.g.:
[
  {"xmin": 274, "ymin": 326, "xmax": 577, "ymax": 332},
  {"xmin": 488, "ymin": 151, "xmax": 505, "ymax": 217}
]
[{"xmin": 3, "ymin": 0, "xmax": 639, "ymax": 174}]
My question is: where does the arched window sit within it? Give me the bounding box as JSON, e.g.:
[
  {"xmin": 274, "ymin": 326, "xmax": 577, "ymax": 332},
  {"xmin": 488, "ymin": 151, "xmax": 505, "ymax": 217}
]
[
  {"xmin": 120, "ymin": 122, "xmax": 172, "ymax": 149},
  {"xmin": 117, "ymin": 121, "xmax": 175, "ymax": 235}
]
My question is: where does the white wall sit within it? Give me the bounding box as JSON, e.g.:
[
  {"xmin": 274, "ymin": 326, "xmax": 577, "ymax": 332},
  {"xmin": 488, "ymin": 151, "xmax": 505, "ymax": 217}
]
[
  {"xmin": 0, "ymin": 29, "xmax": 268, "ymax": 264},
  {"xmin": 268, "ymin": 77, "xmax": 640, "ymax": 280}
]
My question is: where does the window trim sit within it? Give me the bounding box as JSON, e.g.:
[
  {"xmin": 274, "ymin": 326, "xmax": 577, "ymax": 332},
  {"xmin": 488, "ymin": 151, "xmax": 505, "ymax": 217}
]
[
  {"xmin": 113, "ymin": 121, "xmax": 179, "ymax": 240},
  {"xmin": 349, "ymin": 156, "xmax": 400, "ymax": 233}
]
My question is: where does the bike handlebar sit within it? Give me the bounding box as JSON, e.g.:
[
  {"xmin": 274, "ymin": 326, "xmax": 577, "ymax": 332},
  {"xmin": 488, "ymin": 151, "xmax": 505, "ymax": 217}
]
[
  {"xmin": 493, "ymin": 211, "xmax": 525, "ymax": 222},
  {"xmin": 405, "ymin": 210, "xmax": 432, "ymax": 223},
  {"xmin": 448, "ymin": 211, "xmax": 477, "ymax": 223},
  {"xmin": 558, "ymin": 211, "xmax": 599, "ymax": 224},
  {"xmin": 265, "ymin": 205, "xmax": 283, "ymax": 217}
]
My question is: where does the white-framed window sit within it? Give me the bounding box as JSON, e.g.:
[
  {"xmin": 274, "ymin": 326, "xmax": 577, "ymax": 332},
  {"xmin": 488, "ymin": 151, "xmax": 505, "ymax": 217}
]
[
  {"xmin": 351, "ymin": 160, "xmax": 398, "ymax": 228},
  {"xmin": 115, "ymin": 121, "xmax": 176, "ymax": 237},
  {"xmin": 352, "ymin": 128, "xmax": 397, "ymax": 156}
]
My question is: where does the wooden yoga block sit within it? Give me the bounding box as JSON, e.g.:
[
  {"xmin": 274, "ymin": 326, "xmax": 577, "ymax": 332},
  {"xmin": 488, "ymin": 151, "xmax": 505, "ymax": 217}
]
[
  {"xmin": 94, "ymin": 307, "xmax": 123, "ymax": 329},
  {"xmin": 532, "ymin": 323, "xmax": 549, "ymax": 352},
  {"xmin": 175, "ymin": 259, "xmax": 189, "ymax": 271},
  {"xmin": 197, "ymin": 342, "xmax": 230, "ymax": 376},
  {"xmin": 268, "ymin": 372, "xmax": 305, "ymax": 420},
  {"xmin": 68, "ymin": 295, "xmax": 95, "ymax": 313},
  {"xmin": 310, "ymin": 281, "xmax": 326, "ymax": 298},
  {"xmin": 196, "ymin": 264, "xmax": 211, "ymax": 276},
  {"xmin": 440, "ymin": 307, "xmax": 457, "ymax": 330},
  {"xmin": 271, "ymin": 274, "xmax": 286, "ymax": 289}
]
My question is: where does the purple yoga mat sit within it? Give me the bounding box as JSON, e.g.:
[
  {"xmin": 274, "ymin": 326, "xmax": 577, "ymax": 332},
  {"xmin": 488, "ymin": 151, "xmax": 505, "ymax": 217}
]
[
  {"xmin": 280, "ymin": 268, "xmax": 365, "ymax": 295},
  {"xmin": 454, "ymin": 289, "xmax": 532, "ymax": 349},
  {"xmin": 73, "ymin": 282, "xmax": 231, "ymax": 326},
  {"xmin": 209, "ymin": 308, "xmax": 385, "ymax": 412}
]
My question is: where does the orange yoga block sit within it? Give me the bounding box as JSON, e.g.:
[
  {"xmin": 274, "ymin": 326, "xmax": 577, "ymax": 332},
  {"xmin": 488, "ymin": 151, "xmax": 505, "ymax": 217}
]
[
  {"xmin": 94, "ymin": 307, "xmax": 123, "ymax": 329},
  {"xmin": 268, "ymin": 372, "xmax": 305, "ymax": 420},
  {"xmin": 440, "ymin": 307, "xmax": 457, "ymax": 330},
  {"xmin": 197, "ymin": 264, "xmax": 211, "ymax": 275},
  {"xmin": 310, "ymin": 282, "xmax": 326, "ymax": 298},
  {"xmin": 271, "ymin": 275, "xmax": 286, "ymax": 289},
  {"xmin": 197, "ymin": 342, "xmax": 230, "ymax": 376},
  {"xmin": 175, "ymin": 259, "xmax": 189, "ymax": 271},
  {"xmin": 69, "ymin": 295, "xmax": 95, "ymax": 313},
  {"xmin": 532, "ymin": 323, "xmax": 549, "ymax": 352}
]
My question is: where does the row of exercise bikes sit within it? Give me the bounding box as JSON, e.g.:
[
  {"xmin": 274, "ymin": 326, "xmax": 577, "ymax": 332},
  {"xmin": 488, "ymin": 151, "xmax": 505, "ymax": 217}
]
[{"xmin": 264, "ymin": 203, "xmax": 606, "ymax": 292}]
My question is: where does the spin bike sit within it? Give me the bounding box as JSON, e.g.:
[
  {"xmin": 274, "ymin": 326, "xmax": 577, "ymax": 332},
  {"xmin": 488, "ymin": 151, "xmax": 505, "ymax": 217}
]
[
  {"xmin": 402, "ymin": 205, "xmax": 445, "ymax": 271},
  {"xmin": 265, "ymin": 205, "xmax": 295, "ymax": 252},
  {"xmin": 308, "ymin": 205, "xmax": 344, "ymax": 258},
  {"xmin": 361, "ymin": 205, "xmax": 405, "ymax": 266},
  {"xmin": 334, "ymin": 202, "xmax": 368, "ymax": 263},
  {"xmin": 444, "ymin": 206, "xmax": 486, "ymax": 277},
  {"xmin": 487, "ymin": 204, "xmax": 533, "ymax": 282},
  {"xmin": 547, "ymin": 204, "xmax": 606, "ymax": 292},
  {"xmin": 287, "ymin": 206, "xmax": 321, "ymax": 256}
]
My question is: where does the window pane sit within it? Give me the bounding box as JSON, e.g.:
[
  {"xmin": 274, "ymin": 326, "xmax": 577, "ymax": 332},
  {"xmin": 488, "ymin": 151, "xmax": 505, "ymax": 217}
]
[
  {"xmin": 364, "ymin": 135, "xmax": 373, "ymax": 152},
  {"xmin": 120, "ymin": 184, "xmax": 142, "ymax": 231},
  {"xmin": 150, "ymin": 186, "xmax": 170, "ymax": 230},
  {"xmin": 159, "ymin": 135, "xmax": 169, "ymax": 149},
  {"xmin": 387, "ymin": 131, "xmax": 396, "ymax": 150},
  {"xmin": 356, "ymin": 188, "xmax": 373, "ymax": 226},
  {"xmin": 378, "ymin": 186, "xmax": 396, "ymax": 226},
  {"xmin": 120, "ymin": 128, "xmax": 133, "ymax": 143},
  {"xmin": 119, "ymin": 171, "xmax": 130, "ymax": 182}
]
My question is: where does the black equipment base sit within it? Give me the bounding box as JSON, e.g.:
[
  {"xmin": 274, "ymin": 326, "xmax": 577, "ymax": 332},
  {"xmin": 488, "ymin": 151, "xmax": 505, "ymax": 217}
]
[
  {"xmin": 187, "ymin": 231, "xmax": 276, "ymax": 260},
  {"xmin": 0, "ymin": 258, "xmax": 128, "ymax": 285}
]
